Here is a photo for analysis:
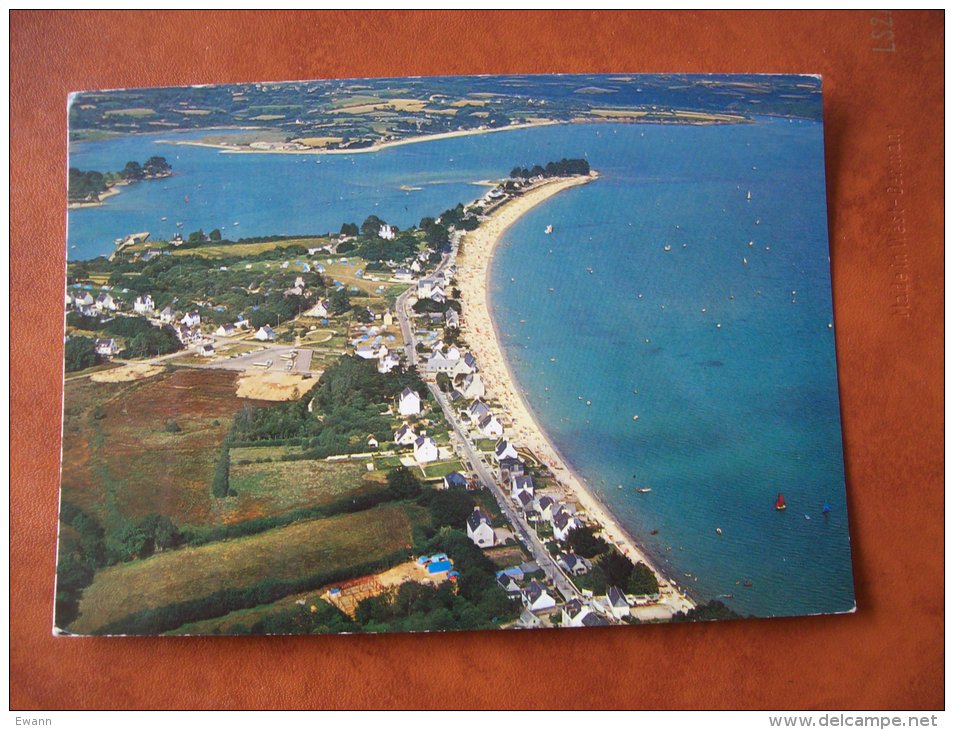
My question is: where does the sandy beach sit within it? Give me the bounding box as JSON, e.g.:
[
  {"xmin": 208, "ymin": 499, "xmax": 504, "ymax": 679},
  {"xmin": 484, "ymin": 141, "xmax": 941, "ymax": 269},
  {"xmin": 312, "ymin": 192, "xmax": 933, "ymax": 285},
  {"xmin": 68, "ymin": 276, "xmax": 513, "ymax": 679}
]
[
  {"xmin": 166, "ymin": 120, "xmax": 560, "ymax": 156},
  {"xmin": 456, "ymin": 175, "xmax": 695, "ymax": 613}
]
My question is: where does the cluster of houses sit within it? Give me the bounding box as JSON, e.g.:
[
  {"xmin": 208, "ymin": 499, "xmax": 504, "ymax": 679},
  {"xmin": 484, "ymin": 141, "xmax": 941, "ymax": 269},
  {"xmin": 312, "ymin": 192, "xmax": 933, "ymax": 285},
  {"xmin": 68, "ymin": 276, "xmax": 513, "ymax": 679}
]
[{"xmin": 392, "ymin": 389, "xmax": 441, "ymax": 464}]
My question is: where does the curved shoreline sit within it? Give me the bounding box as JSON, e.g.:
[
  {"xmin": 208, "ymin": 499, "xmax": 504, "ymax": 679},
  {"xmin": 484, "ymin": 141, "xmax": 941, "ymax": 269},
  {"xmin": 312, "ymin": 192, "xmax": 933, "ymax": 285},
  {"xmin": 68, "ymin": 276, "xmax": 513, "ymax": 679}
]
[
  {"xmin": 456, "ymin": 175, "xmax": 695, "ymax": 612},
  {"xmin": 164, "ymin": 121, "xmax": 561, "ymax": 156}
]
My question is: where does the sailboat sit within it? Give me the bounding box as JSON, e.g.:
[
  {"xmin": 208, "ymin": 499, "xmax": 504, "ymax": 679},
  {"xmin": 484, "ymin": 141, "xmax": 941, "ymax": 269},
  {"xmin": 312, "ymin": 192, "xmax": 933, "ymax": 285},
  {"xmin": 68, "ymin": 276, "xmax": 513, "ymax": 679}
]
[
  {"xmin": 822, "ymin": 501, "xmax": 832, "ymax": 515},
  {"xmin": 545, "ymin": 224, "xmax": 553, "ymax": 234},
  {"xmin": 775, "ymin": 493, "xmax": 787, "ymax": 511},
  {"xmin": 746, "ymin": 191, "xmax": 752, "ymax": 201}
]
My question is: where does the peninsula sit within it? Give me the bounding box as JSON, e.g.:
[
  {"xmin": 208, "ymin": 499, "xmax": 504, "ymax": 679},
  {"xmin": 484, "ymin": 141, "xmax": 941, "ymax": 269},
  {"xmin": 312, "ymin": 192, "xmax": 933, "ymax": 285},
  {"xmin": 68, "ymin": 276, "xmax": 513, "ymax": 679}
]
[{"xmin": 454, "ymin": 173, "xmax": 695, "ymax": 616}]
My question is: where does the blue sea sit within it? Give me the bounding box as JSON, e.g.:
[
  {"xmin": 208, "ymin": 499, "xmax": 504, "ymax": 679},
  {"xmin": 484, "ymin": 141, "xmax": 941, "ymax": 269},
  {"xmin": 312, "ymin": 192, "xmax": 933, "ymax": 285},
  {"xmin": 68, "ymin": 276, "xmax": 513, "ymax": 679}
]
[{"xmin": 67, "ymin": 119, "xmax": 854, "ymax": 618}]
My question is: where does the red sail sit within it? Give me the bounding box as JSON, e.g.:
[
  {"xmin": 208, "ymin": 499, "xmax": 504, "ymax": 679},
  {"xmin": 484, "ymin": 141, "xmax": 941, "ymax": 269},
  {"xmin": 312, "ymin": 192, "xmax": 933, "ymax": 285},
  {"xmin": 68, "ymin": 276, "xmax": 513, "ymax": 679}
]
[{"xmin": 775, "ymin": 493, "xmax": 786, "ymax": 510}]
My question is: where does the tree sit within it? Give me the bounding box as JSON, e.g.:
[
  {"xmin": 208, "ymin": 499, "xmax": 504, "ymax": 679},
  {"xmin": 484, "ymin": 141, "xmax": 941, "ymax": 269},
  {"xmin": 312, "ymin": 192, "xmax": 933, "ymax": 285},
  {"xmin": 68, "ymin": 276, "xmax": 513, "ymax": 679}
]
[
  {"xmin": 211, "ymin": 440, "xmax": 231, "ymax": 498},
  {"xmin": 121, "ymin": 160, "xmax": 143, "ymax": 180},
  {"xmin": 626, "ymin": 562, "xmax": 659, "ymax": 596},
  {"xmin": 143, "ymin": 156, "xmax": 171, "ymax": 177},
  {"xmin": 435, "ymin": 372, "xmax": 451, "ymax": 393},
  {"xmin": 565, "ymin": 525, "xmax": 609, "ymax": 559},
  {"xmin": 329, "ymin": 288, "xmax": 351, "ymax": 315},
  {"xmin": 428, "ymin": 490, "xmax": 476, "ymax": 528},
  {"xmin": 64, "ymin": 336, "xmax": 99, "ymax": 372},
  {"xmin": 598, "ymin": 550, "xmax": 635, "ymax": 588},
  {"xmin": 209, "ymin": 228, "xmax": 222, "ymax": 241},
  {"xmin": 386, "ymin": 467, "xmax": 422, "ymax": 500},
  {"xmin": 340, "ymin": 222, "xmax": 359, "ymax": 237},
  {"xmin": 188, "ymin": 229, "xmax": 206, "ymax": 244},
  {"xmin": 361, "ymin": 215, "xmax": 386, "ymax": 238}
]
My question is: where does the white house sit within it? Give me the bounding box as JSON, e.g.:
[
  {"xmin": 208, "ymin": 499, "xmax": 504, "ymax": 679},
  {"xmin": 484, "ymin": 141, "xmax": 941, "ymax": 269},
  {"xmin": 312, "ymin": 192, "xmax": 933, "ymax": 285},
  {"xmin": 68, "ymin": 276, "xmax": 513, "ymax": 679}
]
[
  {"xmin": 466, "ymin": 507, "xmax": 496, "ymax": 548},
  {"xmin": 552, "ymin": 508, "xmax": 581, "ymax": 543},
  {"xmin": 198, "ymin": 343, "xmax": 216, "ymax": 358},
  {"xmin": 561, "ymin": 598, "xmax": 595, "ymax": 628},
  {"xmin": 182, "ymin": 311, "xmax": 201, "ymax": 328},
  {"xmin": 367, "ymin": 435, "xmax": 379, "ymax": 449},
  {"xmin": 606, "ymin": 586, "xmax": 631, "ymax": 620},
  {"xmin": 378, "ymin": 223, "xmax": 396, "ymax": 240},
  {"xmin": 413, "ymin": 435, "xmax": 439, "ymax": 464},
  {"xmin": 159, "ymin": 306, "xmax": 176, "ymax": 323},
  {"xmin": 73, "ymin": 292, "xmax": 95, "ymax": 308},
  {"xmin": 305, "ymin": 299, "xmax": 330, "ymax": 318},
  {"xmin": 94, "ymin": 292, "xmax": 117, "ymax": 312},
  {"xmin": 534, "ymin": 494, "xmax": 556, "ymax": 521},
  {"xmin": 511, "ymin": 475, "xmax": 534, "ymax": 502},
  {"xmin": 424, "ymin": 345, "xmax": 461, "ymax": 374},
  {"xmin": 133, "ymin": 294, "xmax": 155, "ymax": 314},
  {"xmin": 522, "ymin": 580, "xmax": 557, "ymax": 613},
  {"xmin": 445, "ymin": 309, "xmax": 460, "ymax": 329},
  {"xmin": 451, "ymin": 352, "xmax": 478, "ymax": 377},
  {"xmin": 95, "ymin": 338, "xmax": 120, "ymax": 357},
  {"xmin": 459, "ymin": 372, "xmax": 485, "ymax": 400},
  {"xmin": 467, "ymin": 400, "xmax": 491, "ymax": 424},
  {"xmin": 382, "ymin": 310, "xmax": 394, "ymax": 327},
  {"xmin": 398, "ymin": 388, "xmax": 421, "ymax": 417},
  {"xmin": 478, "ymin": 413, "xmax": 503, "ymax": 439},
  {"xmin": 355, "ymin": 343, "xmax": 386, "ymax": 360},
  {"xmin": 254, "ymin": 325, "xmax": 277, "ymax": 341},
  {"xmin": 558, "ymin": 552, "xmax": 592, "ymax": 576},
  {"xmin": 494, "ymin": 439, "xmax": 519, "ymax": 463},
  {"xmin": 215, "ymin": 323, "xmax": 237, "ymax": 337},
  {"xmin": 394, "ymin": 422, "xmax": 417, "ymax": 446},
  {"xmin": 377, "ymin": 350, "xmax": 402, "ymax": 374}
]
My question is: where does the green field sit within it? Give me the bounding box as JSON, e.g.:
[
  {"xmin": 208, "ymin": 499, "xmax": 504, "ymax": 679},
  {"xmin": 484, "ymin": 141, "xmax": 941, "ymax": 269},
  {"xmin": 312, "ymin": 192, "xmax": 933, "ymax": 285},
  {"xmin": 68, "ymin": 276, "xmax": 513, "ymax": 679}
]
[
  {"xmin": 71, "ymin": 504, "xmax": 423, "ymax": 634},
  {"xmin": 420, "ymin": 460, "xmax": 465, "ymax": 480},
  {"xmin": 228, "ymin": 458, "xmax": 384, "ymax": 513}
]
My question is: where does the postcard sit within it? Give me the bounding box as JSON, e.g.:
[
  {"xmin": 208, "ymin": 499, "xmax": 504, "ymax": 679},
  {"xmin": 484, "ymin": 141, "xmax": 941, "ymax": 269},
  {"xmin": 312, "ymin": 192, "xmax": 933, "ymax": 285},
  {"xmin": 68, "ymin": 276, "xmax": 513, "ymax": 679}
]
[{"xmin": 57, "ymin": 73, "xmax": 853, "ymax": 635}]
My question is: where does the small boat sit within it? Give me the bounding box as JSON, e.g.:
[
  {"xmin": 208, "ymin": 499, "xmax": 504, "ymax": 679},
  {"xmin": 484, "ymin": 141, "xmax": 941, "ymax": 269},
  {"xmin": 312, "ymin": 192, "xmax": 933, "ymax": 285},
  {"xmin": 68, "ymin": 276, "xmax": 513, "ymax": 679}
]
[
  {"xmin": 160, "ymin": 216, "xmax": 168, "ymax": 221},
  {"xmin": 632, "ymin": 414, "xmax": 639, "ymax": 421},
  {"xmin": 636, "ymin": 487, "xmax": 652, "ymax": 494},
  {"xmin": 663, "ymin": 244, "xmax": 671, "ymax": 252},
  {"xmin": 743, "ymin": 580, "xmax": 753, "ymax": 588},
  {"xmin": 742, "ymin": 257, "xmax": 748, "ymax": 265},
  {"xmin": 176, "ymin": 221, "xmax": 184, "ymax": 228},
  {"xmin": 804, "ymin": 514, "xmax": 811, "ymax": 520},
  {"xmin": 715, "ymin": 527, "xmax": 723, "ymax": 535},
  {"xmin": 650, "ymin": 529, "xmax": 658, "ymax": 535},
  {"xmin": 184, "ymin": 195, "xmax": 189, "ymax": 204},
  {"xmin": 822, "ymin": 501, "xmax": 832, "ymax": 514},
  {"xmin": 775, "ymin": 493, "xmax": 787, "ymax": 511},
  {"xmin": 746, "ymin": 191, "xmax": 752, "ymax": 201},
  {"xmin": 545, "ymin": 224, "xmax": 553, "ymax": 234}
]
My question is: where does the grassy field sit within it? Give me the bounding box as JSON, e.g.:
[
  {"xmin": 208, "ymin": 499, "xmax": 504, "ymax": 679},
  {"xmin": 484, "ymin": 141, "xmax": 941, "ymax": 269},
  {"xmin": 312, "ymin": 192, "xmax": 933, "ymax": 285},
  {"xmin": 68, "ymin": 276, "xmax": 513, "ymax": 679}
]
[
  {"xmin": 167, "ymin": 237, "xmax": 328, "ymax": 259},
  {"xmin": 71, "ymin": 503, "xmax": 425, "ymax": 634},
  {"xmin": 60, "ymin": 369, "xmax": 273, "ymax": 532},
  {"xmin": 227, "ymin": 458, "xmax": 385, "ymax": 514},
  {"xmin": 420, "ymin": 460, "xmax": 464, "ymax": 480}
]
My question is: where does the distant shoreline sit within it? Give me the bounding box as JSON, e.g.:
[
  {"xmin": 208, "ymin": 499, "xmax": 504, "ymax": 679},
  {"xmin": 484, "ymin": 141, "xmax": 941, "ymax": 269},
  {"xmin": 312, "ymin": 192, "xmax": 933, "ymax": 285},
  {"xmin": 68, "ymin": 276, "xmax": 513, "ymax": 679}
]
[
  {"xmin": 155, "ymin": 110, "xmax": 755, "ymax": 157},
  {"xmin": 455, "ymin": 174, "xmax": 696, "ymax": 613},
  {"xmin": 161, "ymin": 120, "xmax": 562, "ymax": 156}
]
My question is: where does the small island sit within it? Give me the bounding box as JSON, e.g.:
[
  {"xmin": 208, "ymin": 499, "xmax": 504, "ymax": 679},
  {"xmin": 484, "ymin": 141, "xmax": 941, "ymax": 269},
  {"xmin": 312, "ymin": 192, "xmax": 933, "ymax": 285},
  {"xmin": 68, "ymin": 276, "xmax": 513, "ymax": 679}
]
[{"xmin": 68, "ymin": 156, "xmax": 172, "ymax": 208}]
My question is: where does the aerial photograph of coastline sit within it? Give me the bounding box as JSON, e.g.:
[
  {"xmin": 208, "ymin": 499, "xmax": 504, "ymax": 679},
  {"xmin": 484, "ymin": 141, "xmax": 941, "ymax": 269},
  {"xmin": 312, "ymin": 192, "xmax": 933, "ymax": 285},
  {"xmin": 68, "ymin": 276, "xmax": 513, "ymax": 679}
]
[{"xmin": 57, "ymin": 73, "xmax": 854, "ymax": 636}]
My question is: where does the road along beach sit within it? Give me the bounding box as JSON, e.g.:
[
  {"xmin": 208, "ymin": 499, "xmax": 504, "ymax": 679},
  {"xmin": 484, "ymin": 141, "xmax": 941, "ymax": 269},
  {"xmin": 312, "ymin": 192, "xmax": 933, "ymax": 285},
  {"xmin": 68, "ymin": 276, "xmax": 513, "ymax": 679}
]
[{"xmin": 455, "ymin": 173, "xmax": 695, "ymax": 614}]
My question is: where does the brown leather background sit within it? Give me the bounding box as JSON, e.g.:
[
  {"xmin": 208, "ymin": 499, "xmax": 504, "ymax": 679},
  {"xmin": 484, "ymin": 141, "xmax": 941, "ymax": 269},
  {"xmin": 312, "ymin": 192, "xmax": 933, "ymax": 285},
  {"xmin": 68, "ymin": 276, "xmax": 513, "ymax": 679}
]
[{"xmin": 10, "ymin": 10, "xmax": 943, "ymax": 710}]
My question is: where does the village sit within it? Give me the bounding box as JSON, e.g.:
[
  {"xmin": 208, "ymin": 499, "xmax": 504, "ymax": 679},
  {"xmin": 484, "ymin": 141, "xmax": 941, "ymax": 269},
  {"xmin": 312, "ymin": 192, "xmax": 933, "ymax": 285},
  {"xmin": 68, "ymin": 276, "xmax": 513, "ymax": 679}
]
[{"xmin": 61, "ymin": 164, "xmax": 696, "ymax": 634}]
